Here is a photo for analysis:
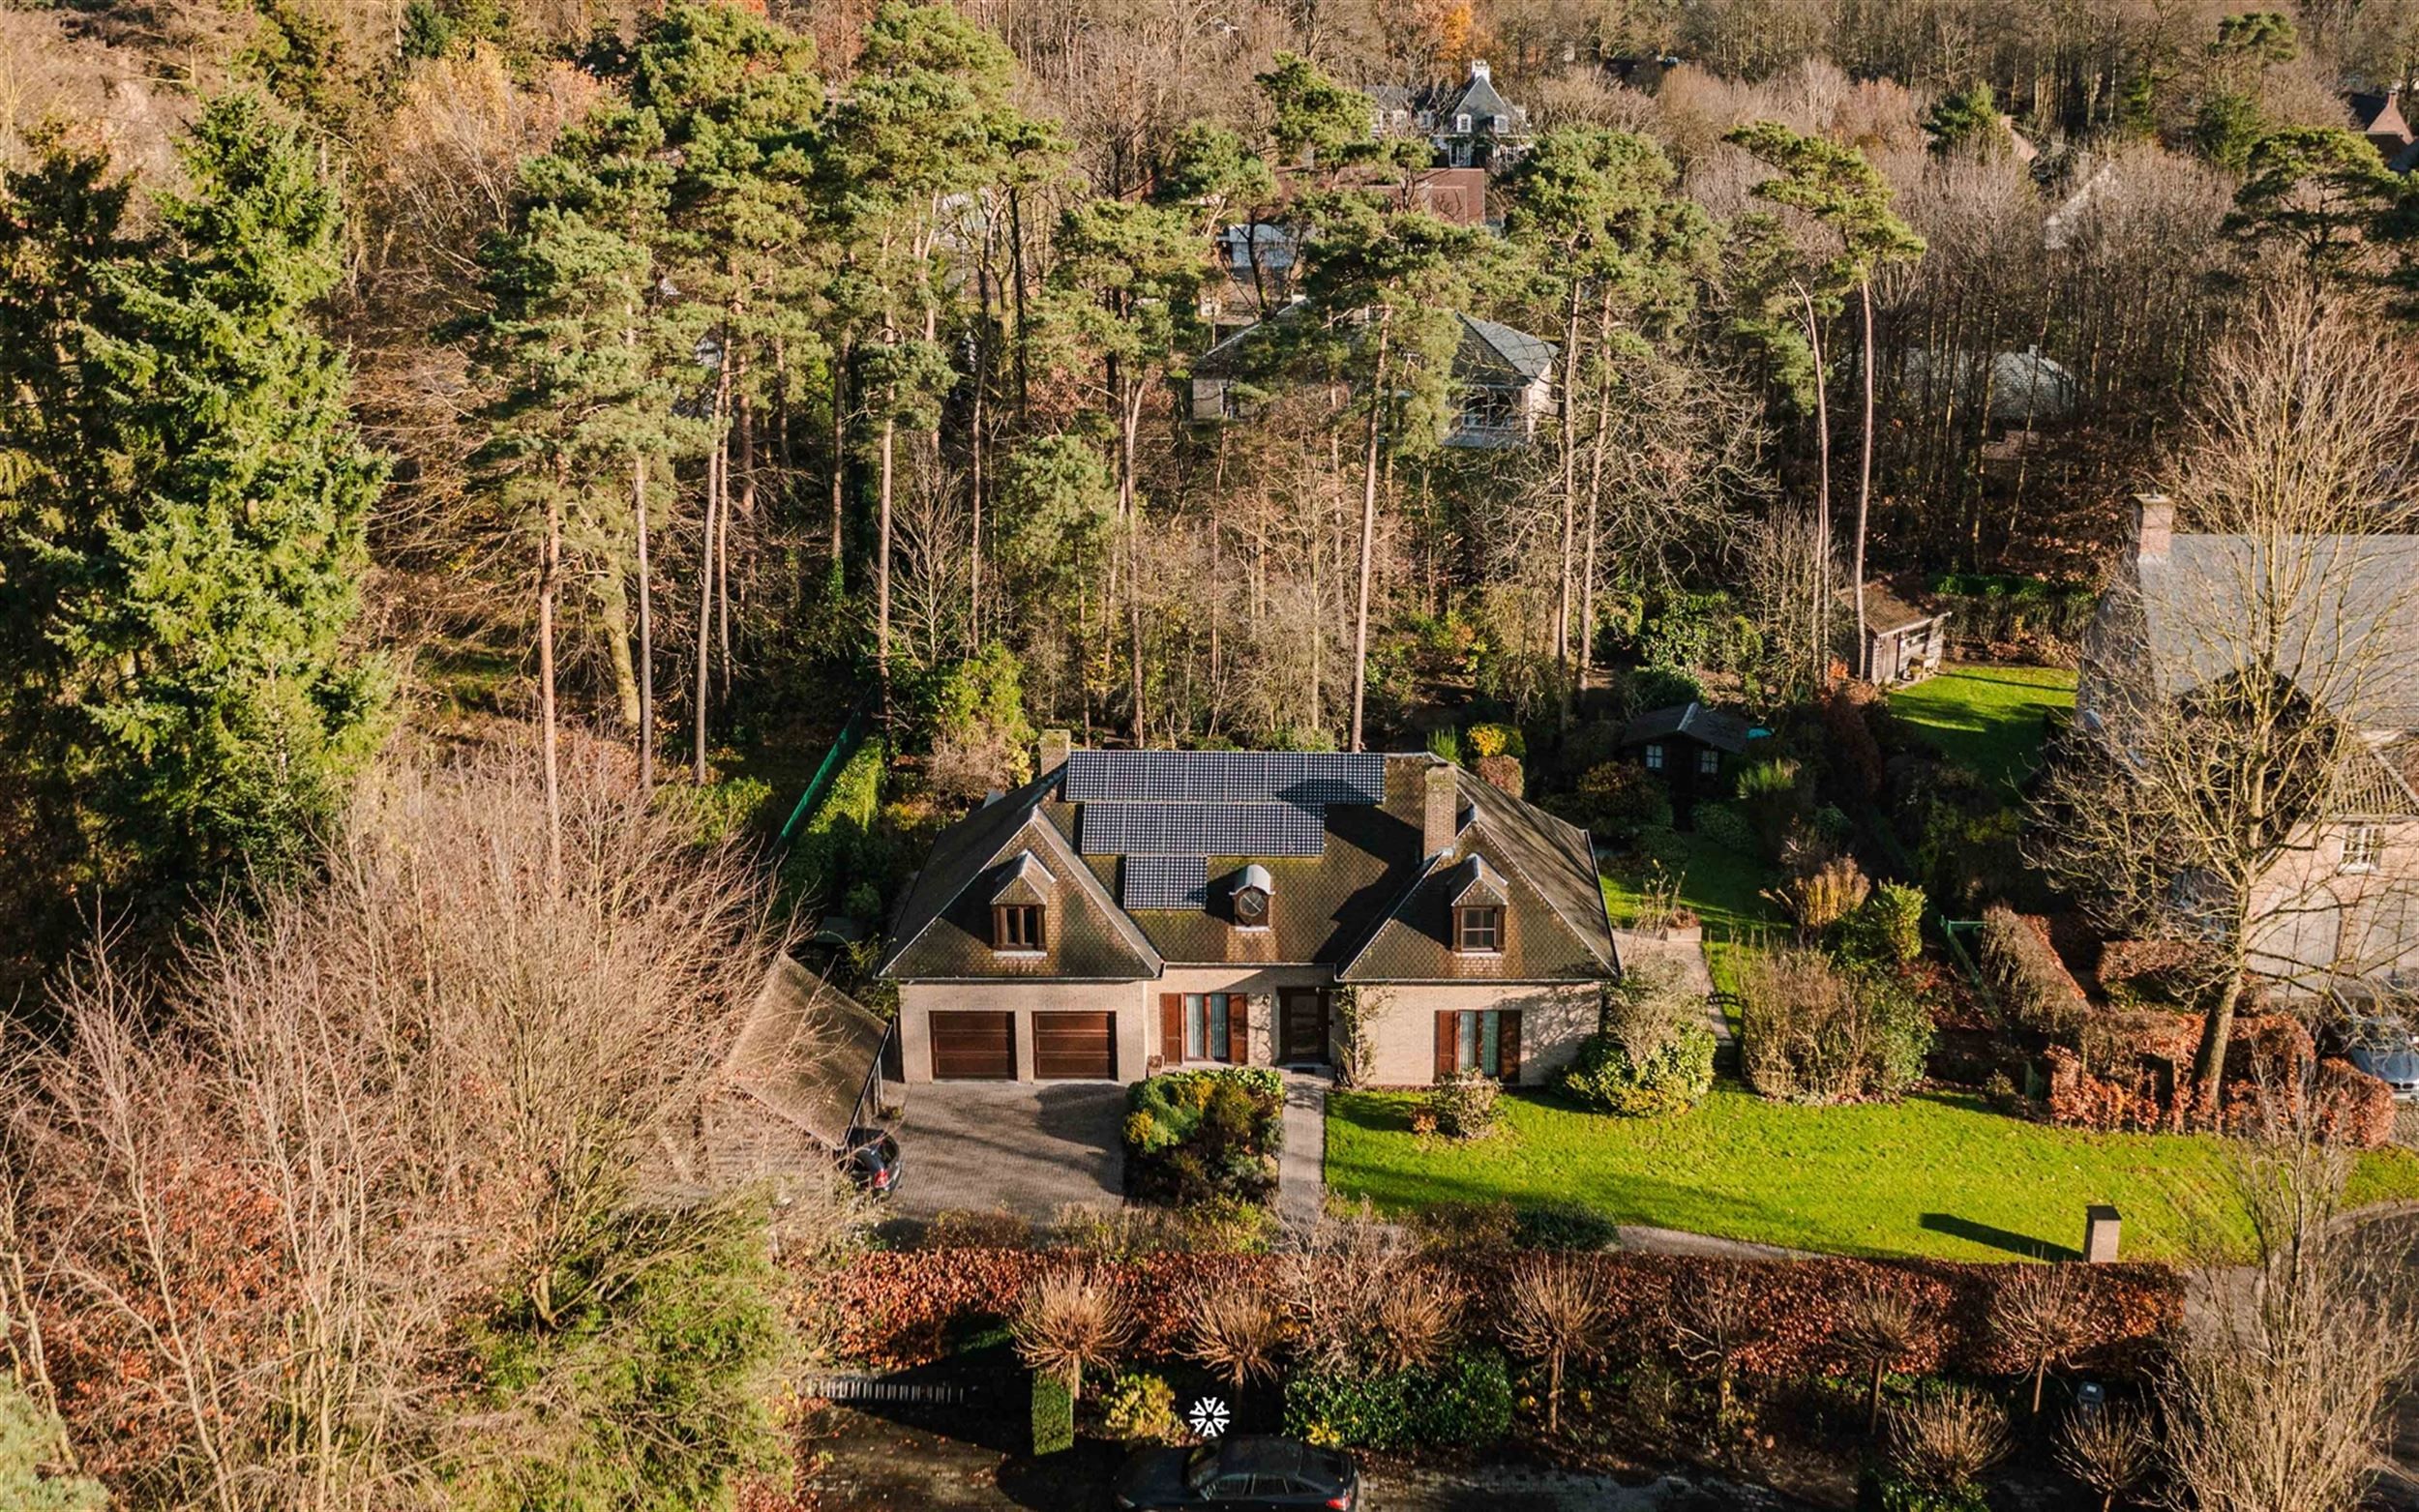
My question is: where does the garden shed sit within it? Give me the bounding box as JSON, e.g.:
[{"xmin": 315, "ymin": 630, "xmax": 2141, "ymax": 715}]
[
  {"xmin": 1846, "ymin": 582, "xmax": 1949, "ymax": 686},
  {"xmin": 1617, "ymin": 701, "xmax": 1753, "ymax": 823}
]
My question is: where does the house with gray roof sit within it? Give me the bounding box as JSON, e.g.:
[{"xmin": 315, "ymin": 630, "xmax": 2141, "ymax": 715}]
[
  {"xmin": 1186, "ymin": 307, "xmax": 1556, "ymax": 447},
  {"xmin": 1365, "ymin": 61, "xmax": 1531, "ymax": 171},
  {"xmin": 880, "ymin": 740, "xmax": 1617, "ymax": 1084},
  {"xmin": 2076, "ymin": 496, "xmax": 2419, "ymax": 986}
]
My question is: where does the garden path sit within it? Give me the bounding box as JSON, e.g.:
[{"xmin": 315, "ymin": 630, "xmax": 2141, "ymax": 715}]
[
  {"xmin": 1276, "ymin": 1070, "xmax": 1329, "ymax": 1239},
  {"xmin": 1611, "ymin": 928, "xmax": 1727, "ymax": 1044}
]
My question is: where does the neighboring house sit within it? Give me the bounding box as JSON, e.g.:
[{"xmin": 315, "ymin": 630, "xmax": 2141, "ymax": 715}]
[
  {"xmin": 1368, "ymin": 61, "xmax": 1531, "ymax": 171},
  {"xmin": 1616, "ymin": 701, "xmax": 1755, "ymax": 824},
  {"xmin": 1186, "ymin": 308, "xmax": 1557, "ymax": 447},
  {"xmin": 1898, "ymin": 346, "xmax": 2077, "ymax": 430},
  {"xmin": 2079, "ymin": 497, "xmax": 2419, "ymax": 987},
  {"xmin": 879, "ymin": 743, "xmax": 1618, "ymax": 1085},
  {"xmin": 1197, "ymin": 167, "xmax": 1491, "ymax": 329},
  {"xmin": 2350, "ymin": 89, "xmax": 2414, "ymax": 159},
  {"xmin": 1842, "ymin": 582, "xmax": 1950, "ymax": 685}
]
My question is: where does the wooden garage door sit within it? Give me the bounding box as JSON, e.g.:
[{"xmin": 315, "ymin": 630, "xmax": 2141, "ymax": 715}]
[
  {"xmin": 929, "ymin": 1011, "xmax": 1015, "ymax": 1080},
  {"xmin": 1032, "ymin": 1011, "xmax": 1116, "ymax": 1080}
]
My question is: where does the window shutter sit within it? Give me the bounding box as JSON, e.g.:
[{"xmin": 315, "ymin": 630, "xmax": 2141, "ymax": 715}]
[
  {"xmin": 1501, "ymin": 1009, "xmax": 1523, "ymax": 1083},
  {"xmin": 1228, "ymin": 994, "xmax": 1251, "ymax": 1064},
  {"xmin": 1161, "ymin": 993, "xmax": 1182, "ymax": 1065},
  {"xmin": 1434, "ymin": 1012, "xmax": 1457, "ymax": 1081}
]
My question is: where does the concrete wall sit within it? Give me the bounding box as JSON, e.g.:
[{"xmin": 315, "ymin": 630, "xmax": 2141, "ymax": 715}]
[
  {"xmin": 900, "ymin": 974, "xmax": 1603, "ymax": 1085},
  {"xmin": 1359, "ymin": 981, "xmax": 1601, "ymax": 1086}
]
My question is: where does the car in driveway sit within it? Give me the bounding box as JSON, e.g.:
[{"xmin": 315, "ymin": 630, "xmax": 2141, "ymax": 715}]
[
  {"xmin": 840, "ymin": 1125, "xmax": 903, "ymax": 1197},
  {"xmin": 1113, "ymin": 1435, "xmax": 1359, "ymax": 1511},
  {"xmin": 2338, "ymin": 1014, "xmax": 2419, "ymax": 1100}
]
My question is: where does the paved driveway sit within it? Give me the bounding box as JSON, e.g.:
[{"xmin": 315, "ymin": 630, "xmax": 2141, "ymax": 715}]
[{"xmin": 894, "ymin": 1082, "xmax": 1125, "ymax": 1219}]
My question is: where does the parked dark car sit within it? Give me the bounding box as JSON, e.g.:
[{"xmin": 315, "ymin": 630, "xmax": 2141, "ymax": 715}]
[
  {"xmin": 1113, "ymin": 1436, "xmax": 1358, "ymax": 1511},
  {"xmin": 2339, "ymin": 1016, "xmax": 2419, "ymax": 1100},
  {"xmin": 841, "ymin": 1126, "xmax": 902, "ymax": 1197}
]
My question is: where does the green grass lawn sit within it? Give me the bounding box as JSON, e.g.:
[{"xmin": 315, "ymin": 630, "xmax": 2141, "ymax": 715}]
[
  {"xmin": 1327, "ymin": 1085, "xmax": 2419, "ymax": 1263},
  {"xmin": 1889, "ymin": 662, "xmax": 2076, "ymax": 793},
  {"xmin": 1599, "ymin": 815, "xmax": 1780, "ymax": 1015}
]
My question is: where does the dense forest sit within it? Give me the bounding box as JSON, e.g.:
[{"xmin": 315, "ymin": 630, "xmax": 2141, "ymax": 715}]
[{"xmin": 0, "ymin": 1, "xmax": 2417, "ymax": 1501}]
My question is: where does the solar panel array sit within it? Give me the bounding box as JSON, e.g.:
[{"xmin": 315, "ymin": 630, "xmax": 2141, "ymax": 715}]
[
  {"xmin": 1062, "ymin": 751, "xmax": 1385, "ymax": 806},
  {"xmin": 1120, "ymin": 854, "xmax": 1210, "ymax": 909},
  {"xmin": 1079, "ymin": 802, "xmax": 1326, "ymax": 857}
]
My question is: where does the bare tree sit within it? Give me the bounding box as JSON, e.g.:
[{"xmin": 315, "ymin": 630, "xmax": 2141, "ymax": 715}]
[
  {"xmin": 1993, "ymin": 1264, "xmax": 2091, "ymax": 1418},
  {"xmin": 2156, "ymin": 1136, "xmax": 2419, "ymax": 1512},
  {"xmin": 1182, "ymin": 1292, "xmax": 1285, "ymax": 1392},
  {"xmin": 1498, "ymin": 1257, "xmax": 1607, "ymax": 1434},
  {"xmin": 2032, "ymin": 291, "xmax": 2419, "ymax": 1099},
  {"xmin": 1837, "ymin": 1281, "xmax": 1918, "ymax": 1435},
  {"xmin": 1891, "ymin": 1384, "xmax": 2009, "ymax": 1497},
  {"xmin": 1672, "ymin": 1267, "xmax": 1768, "ymax": 1422},
  {"xmin": 2059, "ymin": 1406, "xmax": 2157, "ymax": 1512},
  {"xmin": 1011, "ymin": 1269, "xmax": 1133, "ymax": 1401}
]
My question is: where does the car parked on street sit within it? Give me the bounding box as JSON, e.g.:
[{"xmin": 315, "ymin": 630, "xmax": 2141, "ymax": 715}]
[
  {"xmin": 1113, "ymin": 1435, "xmax": 1359, "ymax": 1511},
  {"xmin": 2337, "ymin": 1015, "xmax": 2419, "ymax": 1100}
]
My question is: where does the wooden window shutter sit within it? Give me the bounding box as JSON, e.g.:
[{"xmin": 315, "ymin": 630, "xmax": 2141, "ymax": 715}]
[
  {"xmin": 1434, "ymin": 1011, "xmax": 1457, "ymax": 1081},
  {"xmin": 1161, "ymin": 993, "xmax": 1182, "ymax": 1065},
  {"xmin": 1227, "ymin": 994, "xmax": 1250, "ymax": 1064},
  {"xmin": 1501, "ymin": 1009, "xmax": 1523, "ymax": 1083}
]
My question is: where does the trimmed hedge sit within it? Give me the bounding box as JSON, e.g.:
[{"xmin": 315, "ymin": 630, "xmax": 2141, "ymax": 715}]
[
  {"xmin": 1030, "ymin": 1371, "xmax": 1073, "ymax": 1455},
  {"xmin": 2043, "ymin": 1013, "xmax": 2394, "ymax": 1145},
  {"xmin": 1977, "ymin": 906, "xmax": 2089, "ymax": 1040},
  {"xmin": 813, "ymin": 1250, "xmax": 2184, "ymax": 1379},
  {"xmin": 1284, "ymin": 1350, "xmax": 1513, "ymax": 1449}
]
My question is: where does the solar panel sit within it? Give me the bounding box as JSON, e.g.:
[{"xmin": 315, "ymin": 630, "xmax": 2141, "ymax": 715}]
[
  {"xmin": 1061, "ymin": 751, "xmax": 1385, "ymax": 806},
  {"xmin": 1120, "ymin": 854, "xmax": 1209, "ymax": 909},
  {"xmin": 1078, "ymin": 802, "xmax": 1326, "ymax": 857}
]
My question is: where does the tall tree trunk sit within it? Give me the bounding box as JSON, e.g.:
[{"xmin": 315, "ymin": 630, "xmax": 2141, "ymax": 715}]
[
  {"xmin": 876, "ymin": 411, "xmax": 896, "ymax": 731},
  {"xmin": 2193, "ymin": 964, "xmax": 2247, "ymax": 1111},
  {"xmin": 1802, "ymin": 284, "xmax": 1833, "ymax": 689},
  {"xmin": 635, "ymin": 452, "xmax": 654, "ymax": 792},
  {"xmin": 1581, "ymin": 288, "xmax": 1617, "ymax": 697},
  {"xmin": 1555, "ymin": 273, "xmax": 1584, "ymax": 726},
  {"xmin": 1122, "ymin": 371, "xmax": 1146, "ymax": 745},
  {"xmin": 829, "ymin": 337, "xmax": 850, "ymax": 571},
  {"xmin": 1854, "ymin": 274, "xmax": 1876, "ymax": 680},
  {"xmin": 717, "ymin": 350, "xmax": 737, "ymax": 698},
  {"xmin": 1349, "ymin": 330, "xmax": 1388, "ymax": 753},
  {"xmin": 540, "ymin": 473, "xmax": 564, "ymax": 888},
  {"xmin": 695, "ymin": 428, "xmax": 718, "ymax": 785}
]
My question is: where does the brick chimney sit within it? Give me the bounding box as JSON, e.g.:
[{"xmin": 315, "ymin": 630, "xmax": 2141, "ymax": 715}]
[
  {"xmin": 1038, "ymin": 728, "xmax": 1071, "ymax": 777},
  {"xmin": 1423, "ymin": 761, "xmax": 1460, "ymax": 859},
  {"xmin": 2134, "ymin": 493, "xmax": 2173, "ymax": 563}
]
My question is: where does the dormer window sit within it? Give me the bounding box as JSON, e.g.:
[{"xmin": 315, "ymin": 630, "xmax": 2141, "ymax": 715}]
[
  {"xmin": 995, "ymin": 903, "xmax": 1044, "ymax": 951},
  {"xmin": 1454, "ymin": 905, "xmax": 1503, "ymax": 954},
  {"xmin": 1233, "ymin": 862, "xmax": 1273, "ymax": 930},
  {"xmin": 1455, "ymin": 112, "xmax": 1472, "ymax": 133}
]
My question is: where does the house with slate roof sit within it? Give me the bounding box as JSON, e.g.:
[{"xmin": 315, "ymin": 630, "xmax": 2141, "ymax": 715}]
[
  {"xmin": 1369, "ymin": 61, "xmax": 1531, "ymax": 170},
  {"xmin": 2077, "ymin": 497, "xmax": 2419, "ymax": 986},
  {"xmin": 1186, "ymin": 307, "xmax": 1557, "ymax": 447},
  {"xmin": 879, "ymin": 740, "xmax": 1618, "ymax": 1084}
]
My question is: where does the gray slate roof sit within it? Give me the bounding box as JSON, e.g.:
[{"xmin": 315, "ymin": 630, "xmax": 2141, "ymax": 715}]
[
  {"xmin": 881, "ymin": 753, "xmax": 1616, "ymax": 984},
  {"xmin": 1457, "ymin": 314, "xmax": 1555, "ymax": 384},
  {"xmin": 2122, "ymin": 533, "xmax": 2419, "ymax": 732},
  {"xmin": 1619, "ymin": 701, "xmax": 1753, "ymax": 755}
]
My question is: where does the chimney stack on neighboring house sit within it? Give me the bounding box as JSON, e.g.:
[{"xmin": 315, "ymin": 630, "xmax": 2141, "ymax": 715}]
[
  {"xmin": 2135, "ymin": 493, "xmax": 2173, "ymax": 563},
  {"xmin": 1423, "ymin": 761, "xmax": 1460, "ymax": 859},
  {"xmin": 1038, "ymin": 729, "xmax": 1071, "ymax": 777},
  {"xmin": 1470, "ymin": 59, "xmax": 1490, "ymax": 82}
]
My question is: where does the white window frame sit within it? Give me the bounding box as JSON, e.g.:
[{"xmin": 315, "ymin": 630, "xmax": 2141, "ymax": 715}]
[
  {"xmin": 1455, "ymin": 112, "xmax": 1472, "ymax": 133},
  {"xmin": 2343, "ymin": 824, "xmax": 2384, "ymax": 875},
  {"xmin": 1643, "ymin": 742, "xmax": 1665, "ymax": 771}
]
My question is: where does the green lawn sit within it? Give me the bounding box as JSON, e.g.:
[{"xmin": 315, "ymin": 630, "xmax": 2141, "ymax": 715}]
[
  {"xmin": 1327, "ymin": 1085, "xmax": 2419, "ymax": 1263},
  {"xmin": 1889, "ymin": 663, "xmax": 2076, "ymax": 793},
  {"xmin": 1599, "ymin": 815, "xmax": 1780, "ymax": 1014}
]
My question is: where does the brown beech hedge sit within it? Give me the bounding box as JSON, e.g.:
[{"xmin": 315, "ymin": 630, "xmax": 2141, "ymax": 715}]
[{"xmin": 809, "ymin": 1248, "xmax": 2182, "ymax": 1379}]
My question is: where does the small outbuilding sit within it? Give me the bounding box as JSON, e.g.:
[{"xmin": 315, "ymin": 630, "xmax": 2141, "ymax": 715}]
[
  {"xmin": 1843, "ymin": 582, "xmax": 1949, "ymax": 686},
  {"xmin": 1618, "ymin": 701, "xmax": 1754, "ymax": 823}
]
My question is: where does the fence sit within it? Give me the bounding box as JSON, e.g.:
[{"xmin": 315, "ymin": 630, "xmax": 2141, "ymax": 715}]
[
  {"xmin": 773, "ymin": 703, "xmax": 871, "ymax": 860},
  {"xmin": 804, "ymin": 1375, "xmax": 969, "ymax": 1407}
]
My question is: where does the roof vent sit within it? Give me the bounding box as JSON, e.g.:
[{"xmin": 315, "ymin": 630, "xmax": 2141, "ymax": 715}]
[{"xmin": 1233, "ymin": 862, "xmax": 1273, "ymax": 929}]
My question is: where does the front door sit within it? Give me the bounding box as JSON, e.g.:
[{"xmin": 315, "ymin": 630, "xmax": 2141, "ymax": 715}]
[{"xmin": 1279, "ymin": 990, "xmax": 1330, "ymax": 1065}]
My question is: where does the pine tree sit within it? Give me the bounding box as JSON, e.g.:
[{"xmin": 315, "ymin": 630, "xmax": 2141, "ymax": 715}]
[
  {"xmin": 3, "ymin": 94, "xmax": 385, "ymax": 889},
  {"xmin": 0, "ymin": 1373, "xmax": 104, "ymax": 1512}
]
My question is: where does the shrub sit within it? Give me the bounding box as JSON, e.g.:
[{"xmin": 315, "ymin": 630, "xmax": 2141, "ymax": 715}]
[
  {"xmin": 926, "ymin": 1207, "xmax": 1033, "ymax": 1249},
  {"xmin": 1574, "ymin": 760, "xmax": 1673, "ymax": 842},
  {"xmin": 1098, "ymin": 1372, "xmax": 1180, "ymax": 1442},
  {"xmin": 1030, "ymin": 1372, "xmax": 1074, "ymax": 1456},
  {"xmin": 1182, "ymin": 1292, "xmax": 1285, "ymax": 1390},
  {"xmin": 1738, "ymin": 948, "xmax": 1934, "ymax": 1104},
  {"xmin": 1735, "ymin": 756, "xmax": 1807, "ymax": 856},
  {"xmin": 1409, "ymin": 1201, "xmax": 1520, "ymax": 1253},
  {"xmin": 1475, "ymin": 753, "xmax": 1524, "ymax": 798},
  {"xmin": 1123, "ymin": 1068, "xmax": 1284, "ymax": 1205},
  {"xmin": 1427, "ymin": 726, "xmax": 1464, "ymax": 766},
  {"xmin": 1622, "ymin": 665, "xmax": 1707, "ymax": 714},
  {"xmin": 1887, "ymin": 1383, "xmax": 2007, "ymax": 1500},
  {"xmin": 1424, "ymin": 1069, "xmax": 1501, "ymax": 1139},
  {"xmin": 1371, "ymin": 1267, "xmax": 1462, "ymax": 1373},
  {"xmin": 1283, "ymin": 1350, "xmax": 1512, "ymax": 1449},
  {"xmin": 1839, "ymin": 882, "xmax": 1926, "ymax": 969},
  {"xmin": 1768, "ymin": 854, "xmax": 1872, "ymax": 936},
  {"xmin": 1978, "ymin": 905, "xmax": 2089, "ymax": 1041},
  {"xmin": 1466, "ymin": 722, "xmax": 1525, "ymax": 759},
  {"xmin": 651, "ymin": 774, "xmax": 773, "ymax": 846},
  {"xmin": 1856, "ymin": 1469, "xmax": 1990, "ymax": 1512},
  {"xmin": 1819, "ymin": 681, "xmax": 1889, "ymax": 802},
  {"xmin": 1561, "ymin": 1025, "xmax": 1717, "ymax": 1116},
  {"xmin": 2313, "ymin": 1056, "xmax": 2396, "ymax": 1148},
  {"xmin": 1692, "ymin": 801, "xmax": 1758, "ymax": 856},
  {"xmin": 1513, "ymin": 1202, "xmax": 1623, "ymax": 1251}
]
